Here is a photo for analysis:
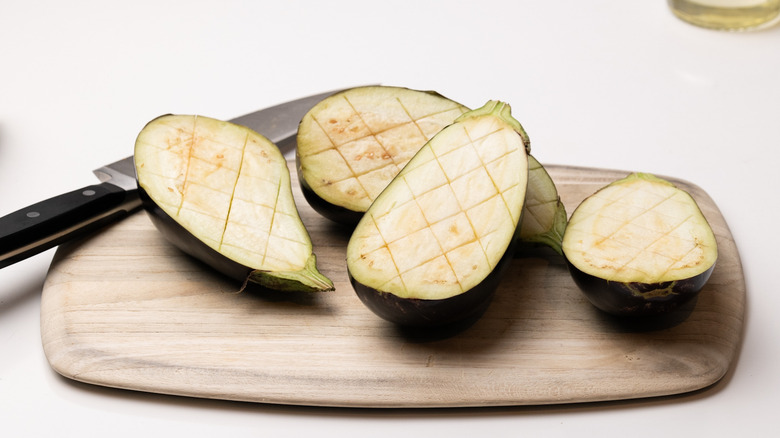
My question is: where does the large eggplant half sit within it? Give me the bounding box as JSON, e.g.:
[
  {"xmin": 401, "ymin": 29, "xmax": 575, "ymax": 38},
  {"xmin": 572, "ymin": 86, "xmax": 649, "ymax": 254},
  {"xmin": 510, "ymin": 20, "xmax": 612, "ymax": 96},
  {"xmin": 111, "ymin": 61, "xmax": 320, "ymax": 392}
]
[
  {"xmin": 346, "ymin": 101, "xmax": 530, "ymax": 327},
  {"xmin": 561, "ymin": 172, "xmax": 717, "ymax": 317},
  {"xmin": 296, "ymin": 85, "xmax": 468, "ymax": 225},
  {"xmin": 516, "ymin": 155, "xmax": 567, "ymax": 255},
  {"xmin": 134, "ymin": 114, "xmax": 333, "ymax": 292}
]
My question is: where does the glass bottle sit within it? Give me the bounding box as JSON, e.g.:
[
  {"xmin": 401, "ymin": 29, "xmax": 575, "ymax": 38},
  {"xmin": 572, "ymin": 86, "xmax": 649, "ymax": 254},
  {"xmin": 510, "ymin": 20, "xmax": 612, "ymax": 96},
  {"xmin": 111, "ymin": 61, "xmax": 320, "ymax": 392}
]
[{"xmin": 668, "ymin": 0, "xmax": 780, "ymax": 31}]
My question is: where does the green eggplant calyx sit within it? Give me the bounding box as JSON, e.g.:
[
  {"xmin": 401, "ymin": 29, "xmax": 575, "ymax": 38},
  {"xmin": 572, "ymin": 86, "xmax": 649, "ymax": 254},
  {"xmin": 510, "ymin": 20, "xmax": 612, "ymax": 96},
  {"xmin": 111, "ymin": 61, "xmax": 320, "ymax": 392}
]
[
  {"xmin": 247, "ymin": 254, "xmax": 334, "ymax": 292},
  {"xmin": 522, "ymin": 200, "xmax": 567, "ymax": 256},
  {"xmin": 456, "ymin": 100, "xmax": 531, "ymax": 152},
  {"xmin": 516, "ymin": 155, "xmax": 567, "ymax": 255}
]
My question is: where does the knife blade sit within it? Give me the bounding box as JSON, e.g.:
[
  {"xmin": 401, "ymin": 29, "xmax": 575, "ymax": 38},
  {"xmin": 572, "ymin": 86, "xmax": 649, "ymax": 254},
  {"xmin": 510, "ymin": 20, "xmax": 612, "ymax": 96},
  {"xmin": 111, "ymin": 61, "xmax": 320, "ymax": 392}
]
[{"xmin": 0, "ymin": 87, "xmax": 347, "ymax": 269}]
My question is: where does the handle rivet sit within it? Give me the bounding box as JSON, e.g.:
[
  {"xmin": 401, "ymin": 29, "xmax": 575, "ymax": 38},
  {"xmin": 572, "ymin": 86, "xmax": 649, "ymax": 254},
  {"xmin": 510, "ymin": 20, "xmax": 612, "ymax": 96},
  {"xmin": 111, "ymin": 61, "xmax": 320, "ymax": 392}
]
[
  {"xmin": 26, "ymin": 211, "xmax": 40, "ymax": 218},
  {"xmin": 83, "ymin": 189, "xmax": 96, "ymax": 196}
]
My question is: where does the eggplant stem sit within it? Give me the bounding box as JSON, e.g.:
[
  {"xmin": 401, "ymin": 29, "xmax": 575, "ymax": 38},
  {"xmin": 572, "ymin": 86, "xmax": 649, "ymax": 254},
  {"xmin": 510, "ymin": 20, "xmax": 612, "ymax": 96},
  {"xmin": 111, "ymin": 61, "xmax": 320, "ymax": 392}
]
[{"xmin": 248, "ymin": 254, "xmax": 334, "ymax": 292}]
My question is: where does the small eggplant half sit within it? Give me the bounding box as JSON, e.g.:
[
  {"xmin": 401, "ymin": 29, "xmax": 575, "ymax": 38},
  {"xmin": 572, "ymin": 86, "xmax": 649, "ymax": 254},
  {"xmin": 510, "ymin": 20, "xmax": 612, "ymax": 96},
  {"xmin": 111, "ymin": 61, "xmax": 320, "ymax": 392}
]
[
  {"xmin": 561, "ymin": 172, "xmax": 717, "ymax": 317},
  {"xmin": 346, "ymin": 101, "xmax": 530, "ymax": 327},
  {"xmin": 296, "ymin": 85, "xmax": 469, "ymax": 225},
  {"xmin": 516, "ymin": 155, "xmax": 567, "ymax": 255},
  {"xmin": 134, "ymin": 114, "xmax": 333, "ymax": 292}
]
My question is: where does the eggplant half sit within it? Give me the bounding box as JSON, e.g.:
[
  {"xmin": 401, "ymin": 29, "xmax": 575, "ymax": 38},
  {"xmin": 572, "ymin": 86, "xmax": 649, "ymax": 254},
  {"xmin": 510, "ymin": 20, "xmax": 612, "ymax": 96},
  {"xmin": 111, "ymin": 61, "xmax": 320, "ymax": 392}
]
[
  {"xmin": 346, "ymin": 101, "xmax": 530, "ymax": 327},
  {"xmin": 561, "ymin": 173, "xmax": 717, "ymax": 317},
  {"xmin": 516, "ymin": 155, "xmax": 566, "ymax": 255},
  {"xmin": 134, "ymin": 114, "xmax": 333, "ymax": 292},
  {"xmin": 296, "ymin": 85, "xmax": 468, "ymax": 225}
]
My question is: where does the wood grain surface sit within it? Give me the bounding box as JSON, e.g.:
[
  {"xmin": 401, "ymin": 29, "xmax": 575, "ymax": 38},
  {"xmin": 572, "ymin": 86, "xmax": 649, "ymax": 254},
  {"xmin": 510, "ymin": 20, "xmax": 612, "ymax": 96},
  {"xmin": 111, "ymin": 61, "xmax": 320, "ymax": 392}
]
[{"xmin": 40, "ymin": 162, "xmax": 745, "ymax": 408}]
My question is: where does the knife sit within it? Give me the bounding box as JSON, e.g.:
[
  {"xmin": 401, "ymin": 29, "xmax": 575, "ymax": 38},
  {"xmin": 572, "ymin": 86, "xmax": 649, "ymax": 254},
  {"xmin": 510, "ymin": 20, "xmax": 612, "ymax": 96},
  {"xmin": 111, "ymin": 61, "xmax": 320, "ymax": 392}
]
[{"xmin": 0, "ymin": 87, "xmax": 345, "ymax": 269}]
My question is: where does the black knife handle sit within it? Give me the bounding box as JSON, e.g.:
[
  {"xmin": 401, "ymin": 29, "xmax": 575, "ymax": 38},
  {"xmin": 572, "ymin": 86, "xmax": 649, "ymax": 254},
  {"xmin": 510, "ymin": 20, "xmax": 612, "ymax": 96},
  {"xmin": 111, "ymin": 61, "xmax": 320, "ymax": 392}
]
[{"xmin": 0, "ymin": 182, "xmax": 138, "ymax": 269}]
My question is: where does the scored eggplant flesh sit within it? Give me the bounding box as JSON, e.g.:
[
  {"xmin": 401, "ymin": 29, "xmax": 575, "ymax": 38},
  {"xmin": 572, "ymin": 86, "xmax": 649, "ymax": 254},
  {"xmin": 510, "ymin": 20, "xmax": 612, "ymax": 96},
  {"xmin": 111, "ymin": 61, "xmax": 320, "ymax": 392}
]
[
  {"xmin": 296, "ymin": 85, "xmax": 469, "ymax": 223},
  {"xmin": 517, "ymin": 155, "xmax": 567, "ymax": 255},
  {"xmin": 346, "ymin": 101, "xmax": 529, "ymax": 325},
  {"xmin": 562, "ymin": 172, "xmax": 717, "ymax": 315},
  {"xmin": 134, "ymin": 114, "xmax": 333, "ymax": 292}
]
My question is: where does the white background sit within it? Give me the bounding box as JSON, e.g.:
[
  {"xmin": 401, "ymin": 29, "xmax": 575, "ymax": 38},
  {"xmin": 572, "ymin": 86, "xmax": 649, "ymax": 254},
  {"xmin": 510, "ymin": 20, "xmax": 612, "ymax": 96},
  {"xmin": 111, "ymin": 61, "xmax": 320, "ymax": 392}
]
[{"xmin": 1, "ymin": 1, "xmax": 778, "ymax": 436}]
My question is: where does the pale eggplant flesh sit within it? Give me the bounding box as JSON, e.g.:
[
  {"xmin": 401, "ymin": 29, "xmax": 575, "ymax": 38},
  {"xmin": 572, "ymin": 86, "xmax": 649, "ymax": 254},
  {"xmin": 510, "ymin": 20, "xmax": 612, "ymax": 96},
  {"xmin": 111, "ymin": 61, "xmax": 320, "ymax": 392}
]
[
  {"xmin": 561, "ymin": 173, "xmax": 717, "ymax": 317},
  {"xmin": 296, "ymin": 85, "xmax": 469, "ymax": 225},
  {"xmin": 349, "ymin": 246, "xmax": 515, "ymax": 328},
  {"xmin": 134, "ymin": 114, "xmax": 333, "ymax": 292},
  {"xmin": 346, "ymin": 101, "xmax": 530, "ymax": 327},
  {"xmin": 516, "ymin": 155, "xmax": 567, "ymax": 255}
]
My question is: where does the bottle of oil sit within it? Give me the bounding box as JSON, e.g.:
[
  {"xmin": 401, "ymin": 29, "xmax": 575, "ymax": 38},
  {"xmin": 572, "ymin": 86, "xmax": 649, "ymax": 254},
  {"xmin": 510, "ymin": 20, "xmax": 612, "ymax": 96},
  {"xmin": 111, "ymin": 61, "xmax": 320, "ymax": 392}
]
[{"xmin": 668, "ymin": 0, "xmax": 780, "ymax": 30}]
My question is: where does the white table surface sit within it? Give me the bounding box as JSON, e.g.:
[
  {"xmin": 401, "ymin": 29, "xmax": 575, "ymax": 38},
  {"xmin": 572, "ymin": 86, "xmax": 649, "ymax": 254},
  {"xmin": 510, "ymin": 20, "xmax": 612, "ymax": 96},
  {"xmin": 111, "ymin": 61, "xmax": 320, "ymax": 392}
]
[{"xmin": 1, "ymin": 1, "xmax": 777, "ymax": 436}]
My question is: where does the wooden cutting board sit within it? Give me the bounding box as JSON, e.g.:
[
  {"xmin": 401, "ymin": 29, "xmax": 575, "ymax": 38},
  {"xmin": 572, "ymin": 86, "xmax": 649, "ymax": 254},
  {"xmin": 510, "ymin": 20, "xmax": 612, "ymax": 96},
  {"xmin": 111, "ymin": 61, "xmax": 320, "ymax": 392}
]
[{"xmin": 40, "ymin": 162, "xmax": 745, "ymax": 408}]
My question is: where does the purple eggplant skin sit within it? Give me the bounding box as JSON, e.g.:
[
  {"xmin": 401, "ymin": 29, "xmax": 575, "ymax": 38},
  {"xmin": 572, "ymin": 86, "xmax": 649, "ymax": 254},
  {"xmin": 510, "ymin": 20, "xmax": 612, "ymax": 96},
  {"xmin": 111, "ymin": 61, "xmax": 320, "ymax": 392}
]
[
  {"xmin": 138, "ymin": 186, "xmax": 251, "ymax": 283},
  {"xmin": 350, "ymin": 239, "xmax": 517, "ymax": 327},
  {"xmin": 565, "ymin": 259, "xmax": 716, "ymax": 317},
  {"xmin": 295, "ymin": 158, "xmax": 364, "ymax": 226}
]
